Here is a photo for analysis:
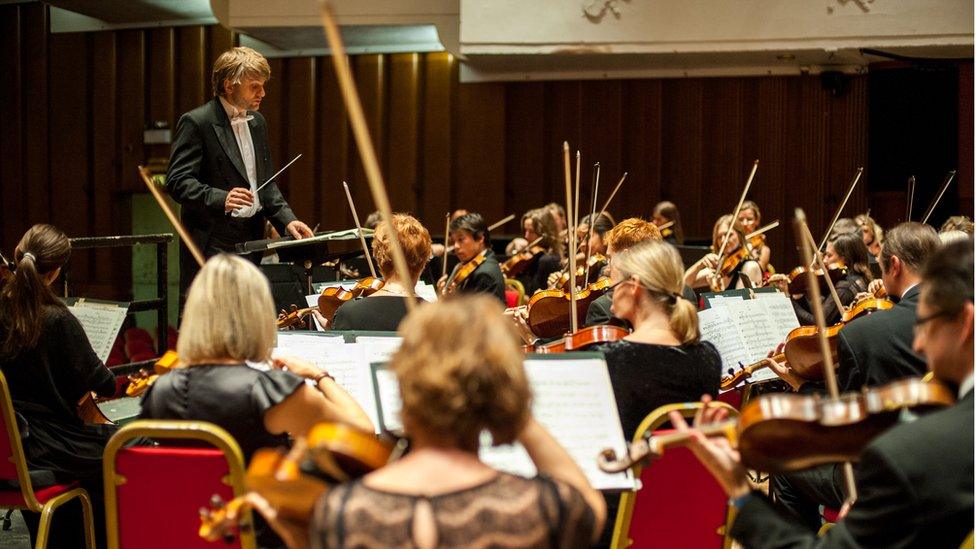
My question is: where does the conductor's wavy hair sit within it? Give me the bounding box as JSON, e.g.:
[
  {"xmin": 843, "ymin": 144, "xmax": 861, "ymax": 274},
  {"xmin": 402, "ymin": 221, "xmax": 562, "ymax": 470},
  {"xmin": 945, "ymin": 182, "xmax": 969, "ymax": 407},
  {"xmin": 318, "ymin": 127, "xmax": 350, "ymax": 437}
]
[
  {"xmin": 612, "ymin": 239, "xmax": 700, "ymax": 345},
  {"xmin": 178, "ymin": 254, "xmax": 276, "ymax": 364},
  {"xmin": 372, "ymin": 214, "xmax": 432, "ymax": 279},
  {"xmin": 0, "ymin": 224, "xmax": 72, "ymax": 358},
  {"xmin": 212, "ymin": 47, "xmax": 272, "ymax": 97},
  {"xmin": 392, "ymin": 295, "xmax": 531, "ymax": 451}
]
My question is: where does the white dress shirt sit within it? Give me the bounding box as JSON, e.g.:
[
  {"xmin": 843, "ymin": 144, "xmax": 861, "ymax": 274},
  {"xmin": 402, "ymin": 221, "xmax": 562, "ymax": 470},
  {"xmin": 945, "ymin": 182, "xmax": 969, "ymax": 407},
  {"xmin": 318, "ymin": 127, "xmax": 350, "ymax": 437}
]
[{"xmin": 219, "ymin": 96, "xmax": 261, "ymax": 218}]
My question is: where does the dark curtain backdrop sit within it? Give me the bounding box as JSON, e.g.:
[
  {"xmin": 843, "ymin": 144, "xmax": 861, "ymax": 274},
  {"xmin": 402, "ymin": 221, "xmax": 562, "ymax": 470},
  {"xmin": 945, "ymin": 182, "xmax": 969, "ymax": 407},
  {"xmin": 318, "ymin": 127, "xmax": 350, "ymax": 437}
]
[{"xmin": 0, "ymin": 3, "xmax": 970, "ymax": 301}]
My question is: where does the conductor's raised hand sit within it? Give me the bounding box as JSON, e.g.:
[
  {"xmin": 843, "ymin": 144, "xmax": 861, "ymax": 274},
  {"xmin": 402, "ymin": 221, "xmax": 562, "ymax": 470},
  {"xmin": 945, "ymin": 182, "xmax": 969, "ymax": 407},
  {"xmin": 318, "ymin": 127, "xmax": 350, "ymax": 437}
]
[
  {"xmin": 287, "ymin": 220, "xmax": 315, "ymax": 240},
  {"xmin": 225, "ymin": 187, "xmax": 254, "ymax": 212}
]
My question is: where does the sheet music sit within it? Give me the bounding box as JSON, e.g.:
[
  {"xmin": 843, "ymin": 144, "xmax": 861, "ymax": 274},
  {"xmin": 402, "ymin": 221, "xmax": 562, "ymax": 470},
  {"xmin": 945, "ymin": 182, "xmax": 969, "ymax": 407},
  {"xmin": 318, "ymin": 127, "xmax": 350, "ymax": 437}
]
[
  {"xmin": 371, "ymin": 357, "xmax": 635, "ymax": 491},
  {"xmin": 724, "ymin": 299, "xmax": 777, "ymax": 362},
  {"xmin": 64, "ymin": 298, "xmax": 129, "ymax": 364},
  {"xmin": 697, "ymin": 306, "xmax": 751, "ymax": 374},
  {"xmin": 305, "ymin": 294, "xmax": 327, "ymax": 331},
  {"xmin": 356, "ymin": 336, "xmax": 403, "ymax": 364},
  {"xmin": 274, "ymin": 334, "xmax": 381, "ymax": 432},
  {"xmin": 414, "ymin": 282, "xmax": 438, "ymax": 303}
]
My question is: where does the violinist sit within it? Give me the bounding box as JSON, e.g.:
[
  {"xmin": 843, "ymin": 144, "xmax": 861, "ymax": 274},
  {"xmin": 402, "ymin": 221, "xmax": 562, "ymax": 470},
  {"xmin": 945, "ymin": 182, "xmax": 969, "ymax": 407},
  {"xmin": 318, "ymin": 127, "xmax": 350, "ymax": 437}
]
[
  {"xmin": 940, "ymin": 215, "xmax": 973, "ymax": 235},
  {"xmin": 0, "ymin": 225, "xmax": 119, "ymax": 547},
  {"xmin": 684, "ymin": 214, "xmax": 762, "ymax": 291},
  {"xmin": 768, "ymin": 232, "xmax": 872, "ymax": 325},
  {"xmin": 437, "ymin": 213, "xmax": 506, "ymax": 303},
  {"xmin": 855, "ymin": 213, "xmax": 883, "ymax": 257},
  {"xmin": 652, "ymin": 200, "xmax": 683, "ymax": 244},
  {"xmin": 515, "ymin": 208, "xmax": 563, "ymax": 295},
  {"xmin": 736, "ymin": 200, "xmax": 772, "ymax": 271},
  {"xmin": 331, "ymin": 214, "xmax": 431, "ymax": 331},
  {"xmin": 545, "ymin": 201, "xmax": 568, "ymax": 233},
  {"xmin": 547, "ymin": 212, "xmax": 614, "ymax": 289},
  {"xmin": 764, "ymin": 222, "xmax": 941, "ymax": 530},
  {"xmin": 671, "ymin": 238, "xmax": 974, "ymax": 549},
  {"xmin": 256, "ymin": 296, "xmax": 605, "ymax": 548},
  {"xmin": 593, "ymin": 239, "xmax": 721, "ymax": 545}
]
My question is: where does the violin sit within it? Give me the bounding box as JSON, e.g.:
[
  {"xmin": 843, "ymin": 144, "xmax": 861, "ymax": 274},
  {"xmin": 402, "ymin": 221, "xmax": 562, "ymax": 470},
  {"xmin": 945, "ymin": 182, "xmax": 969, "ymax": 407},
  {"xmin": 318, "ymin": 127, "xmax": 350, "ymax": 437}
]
[
  {"xmin": 501, "ymin": 244, "xmax": 544, "ymax": 278},
  {"xmin": 316, "ymin": 277, "xmax": 385, "ymax": 323},
  {"xmin": 277, "ymin": 305, "xmax": 319, "ymax": 330},
  {"xmin": 512, "ymin": 277, "xmax": 613, "ymax": 339},
  {"xmin": 784, "ymin": 261, "xmax": 847, "ymax": 296},
  {"xmin": 599, "ymin": 376, "xmax": 955, "ymax": 475},
  {"xmin": 532, "ymin": 325, "xmax": 629, "ymax": 353},
  {"xmin": 77, "ymin": 393, "xmax": 113, "ymax": 425},
  {"xmin": 720, "ymin": 352, "xmax": 785, "ymax": 391},
  {"xmin": 443, "ymin": 250, "xmax": 487, "ymax": 295},
  {"xmin": 553, "ymin": 253, "xmax": 608, "ymax": 292},
  {"xmin": 200, "ymin": 423, "xmax": 395, "ymax": 543}
]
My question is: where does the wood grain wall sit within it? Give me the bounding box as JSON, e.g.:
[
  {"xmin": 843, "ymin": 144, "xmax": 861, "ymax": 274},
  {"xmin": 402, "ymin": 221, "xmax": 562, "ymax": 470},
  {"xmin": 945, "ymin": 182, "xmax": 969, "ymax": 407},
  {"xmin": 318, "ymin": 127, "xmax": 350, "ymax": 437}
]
[{"xmin": 0, "ymin": 3, "xmax": 970, "ymax": 302}]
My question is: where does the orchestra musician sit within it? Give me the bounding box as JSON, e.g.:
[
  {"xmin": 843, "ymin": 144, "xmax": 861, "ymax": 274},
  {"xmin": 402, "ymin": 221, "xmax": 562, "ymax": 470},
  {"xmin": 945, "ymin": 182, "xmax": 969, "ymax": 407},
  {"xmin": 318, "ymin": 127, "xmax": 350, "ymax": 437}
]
[
  {"xmin": 940, "ymin": 215, "xmax": 973, "ymax": 235},
  {"xmin": 255, "ymin": 296, "xmax": 606, "ymax": 548},
  {"xmin": 0, "ymin": 225, "xmax": 120, "ymax": 547},
  {"xmin": 547, "ymin": 212, "xmax": 614, "ymax": 289},
  {"xmin": 594, "ymin": 239, "xmax": 721, "ymax": 545},
  {"xmin": 516, "ymin": 208, "xmax": 564, "ymax": 295},
  {"xmin": 764, "ymin": 222, "xmax": 942, "ymax": 530},
  {"xmin": 673, "ymin": 238, "xmax": 974, "ymax": 548},
  {"xmin": 331, "ymin": 214, "xmax": 432, "ymax": 331},
  {"xmin": 166, "ymin": 47, "xmax": 314, "ymax": 297},
  {"xmin": 855, "ymin": 213, "xmax": 883, "ymax": 257},
  {"xmin": 768, "ymin": 231, "xmax": 872, "ymax": 325},
  {"xmin": 437, "ymin": 213, "xmax": 506, "ymax": 303},
  {"xmin": 652, "ymin": 200, "xmax": 684, "ymax": 244},
  {"xmin": 684, "ymin": 214, "xmax": 763, "ymax": 291},
  {"xmin": 545, "ymin": 202, "xmax": 568, "ymax": 234},
  {"xmin": 736, "ymin": 200, "xmax": 772, "ymax": 271}
]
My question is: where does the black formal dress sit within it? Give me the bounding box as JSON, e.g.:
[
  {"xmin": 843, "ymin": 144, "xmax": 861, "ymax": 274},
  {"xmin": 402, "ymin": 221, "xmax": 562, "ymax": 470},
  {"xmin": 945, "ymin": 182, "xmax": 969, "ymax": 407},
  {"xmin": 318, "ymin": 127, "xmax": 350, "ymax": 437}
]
[
  {"xmin": 139, "ymin": 364, "xmax": 303, "ymax": 462},
  {"xmin": 332, "ymin": 296, "xmax": 414, "ymax": 332},
  {"xmin": 791, "ymin": 272, "xmax": 869, "ymax": 326},
  {"xmin": 594, "ymin": 339, "xmax": 722, "ymax": 546},
  {"xmin": 453, "ymin": 250, "xmax": 507, "ymax": 304},
  {"xmin": 167, "ymin": 98, "xmax": 298, "ymax": 294},
  {"xmin": 515, "ymin": 253, "xmax": 562, "ymax": 296},
  {"xmin": 734, "ymin": 389, "xmax": 974, "ymax": 548},
  {"xmin": 1, "ymin": 305, "xmax": 118, "ymax": 546}
]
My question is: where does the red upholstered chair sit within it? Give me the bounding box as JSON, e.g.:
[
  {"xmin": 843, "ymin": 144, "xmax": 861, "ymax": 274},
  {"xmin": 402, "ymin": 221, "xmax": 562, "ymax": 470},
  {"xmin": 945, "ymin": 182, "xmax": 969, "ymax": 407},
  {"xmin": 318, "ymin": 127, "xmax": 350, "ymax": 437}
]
[
  {"xmin": 504, "ymin": 278, "xmax": 527, "ymax": 307},
  {"xmin": 0, "ymin": 371, "xmax": 95, "ymax": 548},
  {"xmin": 611, "ymin": 402, "xmax": 739, "ymax": 549},
  {"xmin": 103, "ymin": 420, "xmax": 256, "ymax": 549}
]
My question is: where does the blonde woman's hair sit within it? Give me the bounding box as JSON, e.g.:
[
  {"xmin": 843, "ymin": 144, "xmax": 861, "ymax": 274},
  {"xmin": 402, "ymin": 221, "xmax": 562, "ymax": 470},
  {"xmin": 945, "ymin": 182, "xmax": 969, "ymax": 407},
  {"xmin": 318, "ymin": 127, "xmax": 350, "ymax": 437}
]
[
  {"xmin": 740, "ymin": 200, "xmax": 762, "ymax": 223},
  {"xmin": 612, "ymin": 240, "xmax": 700, "ymax": 344},
  {"xmin": 178, "ymin": 254, "xmax": 276, "ymax": 363},
  {"xmin": 212, "ymin": 46, "xmax": 272, "ymax": 97},
  {"xmin": 392, "ymin": 295, "xmax": 531, "ymax": 450},
  {"xmin": 710, "ymin": 214, "xmax": 747, "ymax": 254}
]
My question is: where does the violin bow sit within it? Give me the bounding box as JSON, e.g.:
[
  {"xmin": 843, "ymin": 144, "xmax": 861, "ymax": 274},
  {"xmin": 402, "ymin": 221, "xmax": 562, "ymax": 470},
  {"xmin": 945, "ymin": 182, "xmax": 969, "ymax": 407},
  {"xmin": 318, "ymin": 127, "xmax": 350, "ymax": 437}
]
[
  {"xmin": 573, "ymin": 150, "xmax": 581, "ymax": 231},
  {"xmin": 905, "ymin": 175, "xmax": 916, "ymax": 222},
  {"xmin": 657, "ymin": 220, "xmax": 675, "ymax": 231},
  {"xmin": 487, "ymin": 214, "xmax": 516, "ymax": 233},
  {"xmin": 138, "ymin": 166, "xmax": 205, "ymax": 267},
  {"xmin": 920, "ymin": 170, "xmax": 957, "ymax": 225},
  {"xmin": 441, "ymin": 212, "xmax": 450, "ymax": 281},
  {"xmin": 318, "ymin": 1, "xmax": 416, "ymax": 309},
  {"xmin": 513, "ymin": 236, "xmax": 545, "ymax": 257},
  {"xmin": 795, "ymin": 208, "xmax": 858, "ymax": 506},
  {"xmin": 563, "ymin": 142, "xmax": 579, "ymax": 334},
  {"xmin": 713, "ymin": 160, "xmax": 759, "ymax": 289},
  {"xmin": 582, "ymin": 163, "xmax": 601, "ymax": 287},
  {"xmin": 799, "ymin": 221, "xmax": 846, "ymax": 315},
  {"xmin": 744, "ymin": 220, "xmax": 780, "ymax": 241},
  {"xmin": 597, "ymin": 171, "xmax": 628, "ymax": 220},
  {"xmin": 816, "ymin": 167, "xmax": 863, "ymax": 253},
  {"xmin": 342, "ymin": 181, "xmax": 377, "ymax": 278}
]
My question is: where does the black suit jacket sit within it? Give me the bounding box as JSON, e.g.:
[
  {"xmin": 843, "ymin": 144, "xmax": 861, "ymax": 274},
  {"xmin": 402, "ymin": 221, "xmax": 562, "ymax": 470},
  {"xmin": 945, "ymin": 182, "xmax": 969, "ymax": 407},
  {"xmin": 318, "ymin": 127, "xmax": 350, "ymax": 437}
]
[
  {"xmin": 732, "ymin": 389, "xmax": 974, "ymax": 548},
  {"xmin": 167, "ymin": 98, "xmax": 297, "ymax": 288},
  {"xmin": 457, "ymin": 251, "xmax": 507, "ymax": 304}
]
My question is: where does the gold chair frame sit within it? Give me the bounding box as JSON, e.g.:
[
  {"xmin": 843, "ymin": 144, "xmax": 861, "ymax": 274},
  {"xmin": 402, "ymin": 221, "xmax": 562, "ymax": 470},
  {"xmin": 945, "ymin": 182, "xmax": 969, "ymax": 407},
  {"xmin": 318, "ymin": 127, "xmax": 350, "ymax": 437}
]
[
  {"xmin": 102, "ymin": 419, "xmax": 255, "ymax": 549},
  {"xmin": 610, "ymin": 401, "xmax": 739, "ymax": 549},
  {"xmin": 504, "ymin": 278, "xmax": 527, "ymax": 306}
]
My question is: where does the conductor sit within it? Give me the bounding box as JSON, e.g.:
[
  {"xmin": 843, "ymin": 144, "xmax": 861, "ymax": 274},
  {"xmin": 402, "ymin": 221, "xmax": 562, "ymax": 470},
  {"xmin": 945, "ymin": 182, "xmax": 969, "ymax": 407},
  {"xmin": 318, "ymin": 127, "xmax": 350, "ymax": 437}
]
[{"xmin": 167, "ymin": 46, "xmax": 314, "ymax": 295}]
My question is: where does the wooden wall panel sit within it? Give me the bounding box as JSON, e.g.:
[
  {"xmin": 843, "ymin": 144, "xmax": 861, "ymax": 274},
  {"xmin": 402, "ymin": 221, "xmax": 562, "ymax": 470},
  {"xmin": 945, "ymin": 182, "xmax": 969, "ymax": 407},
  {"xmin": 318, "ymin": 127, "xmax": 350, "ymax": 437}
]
[
  {"xmin": 1, "ymin": 4, "xmax": 957, "ymax": 304},
  {"xmin": 958, "ymin": 62, "xmax": 974, "ymax": 216}
]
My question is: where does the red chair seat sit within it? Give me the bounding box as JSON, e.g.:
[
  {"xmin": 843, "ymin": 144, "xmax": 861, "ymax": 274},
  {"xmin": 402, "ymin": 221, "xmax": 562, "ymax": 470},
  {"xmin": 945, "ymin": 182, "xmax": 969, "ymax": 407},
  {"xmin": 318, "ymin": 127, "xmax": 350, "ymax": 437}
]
[
  {"xmin": 0, "ymin": 481, "xmax": 80, "ymax": 507},
  {"xmin": 823, "ymin": 507, "xmax": 840, "ymax": 522},
  {"xmin": 505, "ymin": 289, "xmax": 519, "ymax": 308}
]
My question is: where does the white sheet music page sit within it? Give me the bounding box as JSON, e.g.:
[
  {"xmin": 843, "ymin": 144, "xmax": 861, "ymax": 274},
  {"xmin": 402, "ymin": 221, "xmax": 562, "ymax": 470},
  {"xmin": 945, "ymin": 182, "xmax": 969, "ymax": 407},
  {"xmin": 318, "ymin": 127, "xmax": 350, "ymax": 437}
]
[
  {"xmin": 697, "ymin": 306, "xmax": 751, "ymax": 376},
  {"xmin": 274, "ymin": 334, "xmax": 381, "ymax": 432},
  {"xmin": 356, "ymin": 336, "xmax": 403, "ymax": 364},
  {"xmin": 478, "ymin": 356, "xmax": 635, "ymax": 491},
  {"xmin": 64, "ymin": 298, "xmax": 129, "ymax": 364}
]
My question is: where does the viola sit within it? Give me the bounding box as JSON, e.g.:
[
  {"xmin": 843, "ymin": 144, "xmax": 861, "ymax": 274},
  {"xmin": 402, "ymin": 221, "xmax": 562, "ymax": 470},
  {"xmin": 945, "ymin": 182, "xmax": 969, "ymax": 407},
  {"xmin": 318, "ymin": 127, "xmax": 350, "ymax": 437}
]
[
  {"xmin": 554, "ymin": 253, "xmax": 608, "ymax": 292},
  {"xmin": 200, "ymin": 423, "xmax": 395, "ymax": 543},
  {"xmin": 501, "ymin": 244, "xmax": 544, "ymax": 278},
  {"xmin": 443, "ymin": 250, "xmax": 487, "ymax": 295},
  {"xmin": 317, "ymin": 276, "xmax": 385, "ymax": 323},
  {"xmin": 532, "ymin": 325, "xmax": 629, "ymax": 353},
  {"xmin": 512, "ymin": 277, "xmax": 613, "ymax": 339},
  {"xmin": 599, "ymin": 376, "xmax": 955, "ymax": 475}
]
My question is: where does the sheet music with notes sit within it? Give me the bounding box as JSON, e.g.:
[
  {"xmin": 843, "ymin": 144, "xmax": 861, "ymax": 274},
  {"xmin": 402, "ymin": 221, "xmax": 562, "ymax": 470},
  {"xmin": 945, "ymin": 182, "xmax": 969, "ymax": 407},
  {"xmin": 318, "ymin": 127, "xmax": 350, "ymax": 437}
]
[
  {"xmin": 274, "ymin": 333, "xmax": 381, "ymax": 432},
  {"xmin": 370, "ymin": 355, "xmax": 636, "ymax": 491},
  {"xmin": 64, "ymin": 298, "xmax": 129, "ymax": 364},
  {"xmin": 355, "ymin": 336, "xmax": 402, "ymax": 364},
  {"xmin": 699, "ymin": 291, "xmax": 800, "ymax": 388}
]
